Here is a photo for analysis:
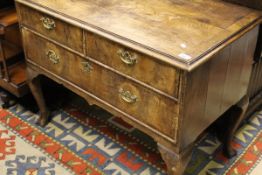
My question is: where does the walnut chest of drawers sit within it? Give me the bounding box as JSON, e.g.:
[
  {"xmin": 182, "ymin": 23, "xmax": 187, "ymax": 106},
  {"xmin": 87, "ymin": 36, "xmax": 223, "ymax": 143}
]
[{"xmin": 15, "ymin": 0, "xmax": 262, "ymax": 174}]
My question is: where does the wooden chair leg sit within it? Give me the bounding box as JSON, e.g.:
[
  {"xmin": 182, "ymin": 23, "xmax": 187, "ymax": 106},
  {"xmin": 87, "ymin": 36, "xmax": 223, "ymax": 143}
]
[
  {"xmin": 216, "ymin": 95, "xmax": 249, "ymax": 158},
  {"xmin": 0, "ymin": 39, "xmax": 10, "ymax": 82},
  {"xmin": 27, "ymin": 67, "xmax": 50, "ymax": 127},
  {"xmin": 158, "ymin": 143, "xmax": 193, "ymax": 175},
  {"xmin": 0, "ymin": 36, "xmax": 15, "ymax": 100}
]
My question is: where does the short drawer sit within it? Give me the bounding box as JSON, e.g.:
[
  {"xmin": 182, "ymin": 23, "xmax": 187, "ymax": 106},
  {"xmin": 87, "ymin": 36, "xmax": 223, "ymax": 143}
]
[
  {"xmin": 17, "ymin": 3, "xmax": 83, "ymax": 53},
  {"xmin": 85, "ymin": 32, "xmax": 180, "ymax": 98},
  {"xmin": 22, "ymin": 29, "xmax": 179, "ymax": 139}
]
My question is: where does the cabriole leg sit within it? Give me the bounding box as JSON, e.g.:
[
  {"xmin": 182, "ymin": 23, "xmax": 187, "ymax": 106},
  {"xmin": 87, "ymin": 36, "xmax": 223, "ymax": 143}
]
[
  {"xmin": 216, "ymin": 95, "xmax": 249, "ymax": 158},
  {"xmin": 158, "ymin": 143, "xmax": 193, "ymax": 175},
  {"xmin": 27, "ymin": 67, "xmax": 50, "ymax": 127}
]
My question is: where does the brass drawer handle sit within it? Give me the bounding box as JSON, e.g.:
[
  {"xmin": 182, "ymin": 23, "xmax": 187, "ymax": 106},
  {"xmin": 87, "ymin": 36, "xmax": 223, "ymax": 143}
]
[
  {"xmin": 81, "ymin": 62, "xmax": 93, "ymax": 73},
  {"xmin": 46, "ymin": 50, "xmax": 60, "ymax": 64},
  {"xmin": 117, "ymin": 49, "xmax": 137, "ymax": 66},
  {"xmin": 119, "ymin": 88, "xmax": 137, "ymax": 104},
  {"xmin": 40, "ymin": 17, "xmax": 56, "ymax": 30}
]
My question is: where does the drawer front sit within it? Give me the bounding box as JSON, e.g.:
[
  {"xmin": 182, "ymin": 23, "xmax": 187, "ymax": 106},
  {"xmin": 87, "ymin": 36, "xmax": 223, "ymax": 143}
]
[
  {"xmin": 85, "ymin": 32, "xmax": 180, "ymax": 98},
  {"xmin": 22, "ymin": 29, "xmax": 179, "ymax": 139},
  {"xmin": 17, "ymin": 3, "xmax": 83, "ymax": 53}
]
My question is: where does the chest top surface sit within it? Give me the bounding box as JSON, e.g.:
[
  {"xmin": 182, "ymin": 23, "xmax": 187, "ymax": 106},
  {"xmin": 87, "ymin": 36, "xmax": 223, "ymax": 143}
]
[{"xmin": 16, "ymin": 0, "xmax": 261, "ymax": 70}]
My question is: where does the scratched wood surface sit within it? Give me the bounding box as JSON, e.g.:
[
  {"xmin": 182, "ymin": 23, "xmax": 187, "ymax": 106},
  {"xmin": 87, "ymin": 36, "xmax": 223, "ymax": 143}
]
[{"xmin": 15, "ymin": 0, "xmax": 261, "ymax": 68}]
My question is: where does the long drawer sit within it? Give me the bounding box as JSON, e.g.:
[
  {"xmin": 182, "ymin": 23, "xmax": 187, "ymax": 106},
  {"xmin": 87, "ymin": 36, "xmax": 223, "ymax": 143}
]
[
  {"xmin": 17, "ymin": 3, "xmax": 83, "ymax": 53},
  {"xmin": 85, "ymin": 31, "xmax": 180, "ymax": 98},
  {"xmin": 22, "ymin": 29, "xmax": 179, "ymax": 139}
]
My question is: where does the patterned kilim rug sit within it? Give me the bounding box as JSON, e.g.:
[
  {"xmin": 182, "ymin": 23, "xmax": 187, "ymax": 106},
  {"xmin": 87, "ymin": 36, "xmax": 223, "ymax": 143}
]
[{"xmin": 0, "ymin": 97, "xmax": 261, "ymax": 174}]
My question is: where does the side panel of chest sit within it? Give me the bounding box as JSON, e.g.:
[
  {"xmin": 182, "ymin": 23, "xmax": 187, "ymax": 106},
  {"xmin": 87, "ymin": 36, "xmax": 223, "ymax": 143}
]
[{"xmin": 179, "ymin": 26, "xmax": 259, "ymax": 149}]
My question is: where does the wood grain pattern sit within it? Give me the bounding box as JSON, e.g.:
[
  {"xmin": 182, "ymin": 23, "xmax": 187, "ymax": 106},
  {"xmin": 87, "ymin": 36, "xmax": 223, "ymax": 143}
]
[
  {"xmin": 16, "ymin": 3, "xmax": 83, "ymax": 53},
  {"xmin": 15, "ymin": 0, "xmax": 261, "ymax": 174},
  {"xmin": 179, "ymin": 61, "xmax": 210, "ymax": 149},
  {"xmin": 85, "ymin": 32, "xmax": 180, "ymax": 97},
  {"xmin": 22, "ymin": 29, "xmax": 179, "ymax": 139},
  {"xmin": 222, "ymin": 27, "xmax": 259, "ymax": 112},
  {"xmin": 204, "ymin": 46, "xmax": 230, "ymax": 127},
  {"xmin": 179, "ymin": 27, "xmax": 259, "ymax": 150},
  {"xmin": 15, "ymin": 0, "xmax": 261, "ymax": 70},
  {"xmin": 239, "ymin": 27, "xmax": 259, "ymax": 99}
]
